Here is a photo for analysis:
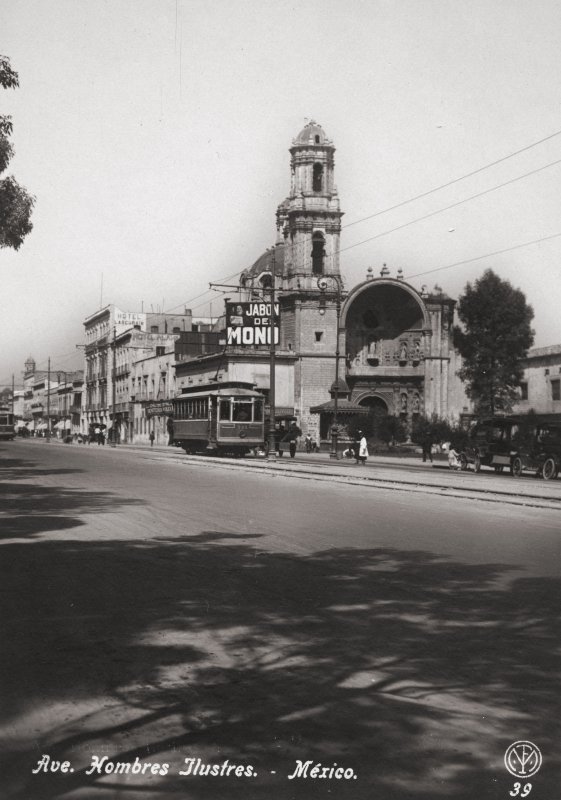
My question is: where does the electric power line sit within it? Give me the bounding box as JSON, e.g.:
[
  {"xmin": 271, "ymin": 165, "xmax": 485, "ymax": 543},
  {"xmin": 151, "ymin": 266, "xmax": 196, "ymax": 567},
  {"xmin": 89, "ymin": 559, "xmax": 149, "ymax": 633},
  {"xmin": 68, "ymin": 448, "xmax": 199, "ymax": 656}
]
[
  {"xmin": 166, "ymin": 129, "xmax": 561, "ymax": 314},
  {"xmin": 338, "ymin": 156, "xmax": 561, "ymax": 256},
  {"xmin": 406, "ymin": 231, "xmax": 561, "ymax": 281},
  {"xmin": 342, "ymin": 127, "xmax": 561, "ymax": 230}
]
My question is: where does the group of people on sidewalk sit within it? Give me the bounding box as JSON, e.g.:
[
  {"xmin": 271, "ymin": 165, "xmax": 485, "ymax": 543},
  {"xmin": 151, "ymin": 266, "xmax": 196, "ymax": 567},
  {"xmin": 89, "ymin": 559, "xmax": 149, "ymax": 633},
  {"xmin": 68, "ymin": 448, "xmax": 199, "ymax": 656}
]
[{"xmin": 342, "ymin": 431, "xmax": 369, "ymax": 465}]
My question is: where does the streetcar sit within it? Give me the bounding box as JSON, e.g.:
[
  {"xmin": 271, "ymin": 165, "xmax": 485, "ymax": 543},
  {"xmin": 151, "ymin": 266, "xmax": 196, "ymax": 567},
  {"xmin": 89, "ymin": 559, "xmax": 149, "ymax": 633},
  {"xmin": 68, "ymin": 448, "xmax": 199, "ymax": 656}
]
[
  {"xmin": 0, "ymin": 408, "xmax": 16, "ymax": 441},
  {"xmin": 172, "ymin": 382, "xmax": 266, "ymax": 456}
]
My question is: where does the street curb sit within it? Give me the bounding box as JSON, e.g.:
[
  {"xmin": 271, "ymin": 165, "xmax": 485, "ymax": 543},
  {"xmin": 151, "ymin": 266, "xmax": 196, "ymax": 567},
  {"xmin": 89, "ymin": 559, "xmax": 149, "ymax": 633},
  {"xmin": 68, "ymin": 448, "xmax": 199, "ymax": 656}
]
[
  {"xmin": 29, "ymin": 440, "xmax": 561, "ymax": 510},
  {"xmin": 159, "ymin": 452, "xmax": 561, "ymax": 511}
]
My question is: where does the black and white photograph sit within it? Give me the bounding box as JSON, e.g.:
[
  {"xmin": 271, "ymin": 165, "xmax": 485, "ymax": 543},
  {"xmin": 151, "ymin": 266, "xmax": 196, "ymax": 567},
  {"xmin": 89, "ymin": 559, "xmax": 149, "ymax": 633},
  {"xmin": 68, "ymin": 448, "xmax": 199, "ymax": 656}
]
[{"xmin": 1, "ymin": 1, "xmax": 560, "ymax": 798}]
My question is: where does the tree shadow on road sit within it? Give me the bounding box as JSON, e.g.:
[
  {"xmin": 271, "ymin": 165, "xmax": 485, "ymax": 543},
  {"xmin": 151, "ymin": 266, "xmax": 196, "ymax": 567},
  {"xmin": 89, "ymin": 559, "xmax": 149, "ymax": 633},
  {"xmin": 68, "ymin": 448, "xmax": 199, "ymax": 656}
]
[
  {"xmin": 0, "ymin": 480, "xmax": 145, "ymax": 539},
  {"xmin": 1, "ymin": 527, "xmax": 559, "ymax": 800},
  {"xmin": 0, "ymin": 454, "xmax": 86, "ymax": 480}
]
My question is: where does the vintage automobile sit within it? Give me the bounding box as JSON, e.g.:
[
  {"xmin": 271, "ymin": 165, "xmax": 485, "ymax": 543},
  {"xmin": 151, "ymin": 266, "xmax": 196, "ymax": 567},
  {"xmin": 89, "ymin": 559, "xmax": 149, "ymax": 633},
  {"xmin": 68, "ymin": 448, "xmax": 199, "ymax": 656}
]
[
  {"xmin": 463, "ymin": 416, "xmax": 561, "ymax": 480},
  {"xmin": 510, "ymin": 422, "xmax": 561, "ymax": 480}
]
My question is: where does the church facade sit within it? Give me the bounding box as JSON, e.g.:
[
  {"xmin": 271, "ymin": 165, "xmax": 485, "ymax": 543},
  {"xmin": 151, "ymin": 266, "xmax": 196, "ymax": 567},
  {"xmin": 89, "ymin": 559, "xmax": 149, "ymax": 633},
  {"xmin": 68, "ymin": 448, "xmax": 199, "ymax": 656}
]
[{"xmin": 175, "ymin": 121, "xmax": 471, "ymax": 442}]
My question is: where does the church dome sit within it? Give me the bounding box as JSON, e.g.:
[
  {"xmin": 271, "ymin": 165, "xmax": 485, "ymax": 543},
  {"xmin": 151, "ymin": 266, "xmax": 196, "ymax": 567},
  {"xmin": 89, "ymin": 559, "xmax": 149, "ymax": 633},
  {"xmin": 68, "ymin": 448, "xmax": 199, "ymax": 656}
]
[
  {"xmin": 240, "ymin": 243, "xmax": 286, "ymax": 288},
  {"xmin": 293, "ymin": 120, "xmax": 332, "ymax": 146}
]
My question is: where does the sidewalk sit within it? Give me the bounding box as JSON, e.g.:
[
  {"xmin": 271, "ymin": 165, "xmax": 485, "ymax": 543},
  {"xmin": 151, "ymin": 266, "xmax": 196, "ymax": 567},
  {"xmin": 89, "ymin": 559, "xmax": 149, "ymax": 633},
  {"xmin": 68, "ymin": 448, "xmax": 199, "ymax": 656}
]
[{"xmin": 120, "ymin": 441, "xmax": 561, "ymax": 510}]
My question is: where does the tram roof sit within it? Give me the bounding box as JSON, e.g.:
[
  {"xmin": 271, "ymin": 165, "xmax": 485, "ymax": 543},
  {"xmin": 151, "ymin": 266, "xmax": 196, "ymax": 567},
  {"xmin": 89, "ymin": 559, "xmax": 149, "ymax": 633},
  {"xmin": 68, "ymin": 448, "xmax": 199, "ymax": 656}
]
[{"xmin": 175, "ymin": 383, "xmax": 263, "ymax": 400}]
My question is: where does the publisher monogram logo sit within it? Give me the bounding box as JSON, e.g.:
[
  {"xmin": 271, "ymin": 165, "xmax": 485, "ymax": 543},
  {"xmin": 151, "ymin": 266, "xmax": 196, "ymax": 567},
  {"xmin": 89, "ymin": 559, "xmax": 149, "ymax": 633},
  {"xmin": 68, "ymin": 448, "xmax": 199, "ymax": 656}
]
[{"xmin": 504, "ymin": 741, "xmax": 542, "ymax": 778}]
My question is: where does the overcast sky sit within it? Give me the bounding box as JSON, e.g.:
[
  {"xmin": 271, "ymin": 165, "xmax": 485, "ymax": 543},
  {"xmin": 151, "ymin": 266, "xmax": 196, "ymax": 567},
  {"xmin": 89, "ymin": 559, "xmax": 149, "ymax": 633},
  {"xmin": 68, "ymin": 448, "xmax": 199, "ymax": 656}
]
[{"xmin": 2, "ymin": 0, "xmax": 561, "ymax": 387}]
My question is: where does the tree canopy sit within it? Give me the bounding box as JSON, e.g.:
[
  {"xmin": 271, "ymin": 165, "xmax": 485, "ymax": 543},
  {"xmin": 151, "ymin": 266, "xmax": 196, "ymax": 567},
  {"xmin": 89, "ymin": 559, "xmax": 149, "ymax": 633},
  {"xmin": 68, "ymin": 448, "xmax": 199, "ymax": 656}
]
[
  {"xmin": 0, "ymin": 55, "xmax": 34, "ymax": 250},
  {"xmin": 453, "ymin": 269, "xmax": 534, "ymax": 416}
]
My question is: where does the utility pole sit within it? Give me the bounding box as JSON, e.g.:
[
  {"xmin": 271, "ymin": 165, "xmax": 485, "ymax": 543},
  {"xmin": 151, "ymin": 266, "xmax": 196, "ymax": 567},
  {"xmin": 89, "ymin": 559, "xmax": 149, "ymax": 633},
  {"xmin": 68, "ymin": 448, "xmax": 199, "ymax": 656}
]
[
  {"xmin": 11, "ymin": 374, "xmax": 14, "ymax": 415},
  {"xmin": 267, "ymin": 247, "xmax": 277, "ymax": 461},
  {"xmin": 46, "ymin": 357, "xmax": 51, "ymax": 442},
  {"xmin": 63, "ymin": 371, "xmax": 68, "ymax": 437},
  {"xmin": 110, "ymin": 327, "xmax": 117, "ymax": 446},
  {"xmin": 318, "ymin": 275, "xmax": 342, "ymax": 458}
]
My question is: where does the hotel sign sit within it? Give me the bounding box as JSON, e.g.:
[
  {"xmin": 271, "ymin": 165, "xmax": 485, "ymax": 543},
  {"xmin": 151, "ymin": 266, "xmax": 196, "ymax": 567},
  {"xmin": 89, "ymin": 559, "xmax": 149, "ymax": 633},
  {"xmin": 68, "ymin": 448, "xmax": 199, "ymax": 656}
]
[
  {"xmin": 226, "ymin": 302, "xmax": 280, "ymax": 347},
  {"xmin": 115, "ymin": 309, "xmax": 146, "ymax": 330}
]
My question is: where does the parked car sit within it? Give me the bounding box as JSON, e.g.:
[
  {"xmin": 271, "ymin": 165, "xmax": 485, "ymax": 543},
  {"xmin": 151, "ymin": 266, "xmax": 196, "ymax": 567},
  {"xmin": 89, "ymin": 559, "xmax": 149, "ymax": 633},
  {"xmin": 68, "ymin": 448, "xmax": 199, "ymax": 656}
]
[
  {"xmin": 511, "ymin": 422, "xmax": 561, "ymax": 480},
  {"xmin": 463, "ymin": 416, "xmax": 561, "ymax": 480}
]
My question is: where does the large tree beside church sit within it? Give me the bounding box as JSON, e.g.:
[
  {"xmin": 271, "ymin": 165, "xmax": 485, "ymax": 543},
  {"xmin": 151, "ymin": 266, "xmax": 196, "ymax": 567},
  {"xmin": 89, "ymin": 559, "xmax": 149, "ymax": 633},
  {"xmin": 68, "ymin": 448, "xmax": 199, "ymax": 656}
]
[
  {"xmin": 453, "ymin": 269, "xmax": 534, "ymax": 416},
  {"xmin": 0, "ymin": 55, "xmax": 34, "ymax": 250}
]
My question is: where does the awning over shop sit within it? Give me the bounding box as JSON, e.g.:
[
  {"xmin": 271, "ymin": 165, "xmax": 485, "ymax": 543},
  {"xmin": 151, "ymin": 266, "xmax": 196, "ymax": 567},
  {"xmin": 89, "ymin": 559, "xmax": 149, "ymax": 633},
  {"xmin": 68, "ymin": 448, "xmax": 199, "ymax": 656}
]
[
  {"xmin": 36, "ymin": 422, "xmax": 48, "ymax": 430},
  {"xmin": 309, "ymin": 399, "xmax": 370, "ymax": 414},
  {"xmin": 15, "ymin": 420, "xmax": 27, "ymax": 428},
  {"xmin": 54, "ymin": 421, "xmax": 65, "ymax": 430}
]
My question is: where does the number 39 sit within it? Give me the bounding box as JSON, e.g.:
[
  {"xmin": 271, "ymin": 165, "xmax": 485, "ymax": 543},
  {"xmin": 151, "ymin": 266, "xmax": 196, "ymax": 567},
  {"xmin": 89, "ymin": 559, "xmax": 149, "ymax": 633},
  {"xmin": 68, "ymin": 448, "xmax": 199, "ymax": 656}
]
[{"xmin": 510, "ymin": 783, "xmax": 532, "ymax": 797}]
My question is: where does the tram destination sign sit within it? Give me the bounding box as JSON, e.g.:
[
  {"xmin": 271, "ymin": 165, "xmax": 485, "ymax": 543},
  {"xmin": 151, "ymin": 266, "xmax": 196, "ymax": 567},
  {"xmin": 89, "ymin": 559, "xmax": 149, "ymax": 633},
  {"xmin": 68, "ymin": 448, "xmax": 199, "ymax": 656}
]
[{"xmin": 226, "ymin": 301, "xmax": 280, "ymax": 347}]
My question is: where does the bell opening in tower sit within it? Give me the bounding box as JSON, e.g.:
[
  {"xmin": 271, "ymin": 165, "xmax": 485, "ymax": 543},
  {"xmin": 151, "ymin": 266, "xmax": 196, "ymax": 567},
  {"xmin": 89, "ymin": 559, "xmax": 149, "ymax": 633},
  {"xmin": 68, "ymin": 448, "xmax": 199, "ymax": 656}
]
[
  {"xmin": 312, "ymin": 233, "xmax": 325, "ymax": 275},
  {"xmin": 313, "ymin": 163, "xmax": 323, "ymax": 192}
]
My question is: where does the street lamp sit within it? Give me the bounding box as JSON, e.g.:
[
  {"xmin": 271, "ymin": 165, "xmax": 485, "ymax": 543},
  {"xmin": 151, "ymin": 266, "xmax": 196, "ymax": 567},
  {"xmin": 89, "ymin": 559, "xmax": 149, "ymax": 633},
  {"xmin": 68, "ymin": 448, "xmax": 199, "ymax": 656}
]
[{"xmin": 317, "ymin": 275, "xmax": 342, "ymax": 459}]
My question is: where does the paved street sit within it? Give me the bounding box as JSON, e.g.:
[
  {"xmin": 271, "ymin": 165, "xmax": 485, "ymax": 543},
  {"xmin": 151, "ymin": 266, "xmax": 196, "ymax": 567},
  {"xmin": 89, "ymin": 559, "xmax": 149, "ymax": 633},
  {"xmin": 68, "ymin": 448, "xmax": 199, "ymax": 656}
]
[{"xmin": 1, "ymin": 439, "xmax": 560, "ymax": 800}]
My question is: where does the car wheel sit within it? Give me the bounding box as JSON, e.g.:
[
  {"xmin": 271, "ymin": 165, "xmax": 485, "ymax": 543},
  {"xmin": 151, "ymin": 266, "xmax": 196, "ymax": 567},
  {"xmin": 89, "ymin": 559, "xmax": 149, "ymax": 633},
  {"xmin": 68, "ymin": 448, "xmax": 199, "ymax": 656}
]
[
  {"xmin": 542, "ymin": 457, "xmax": 557, "ymax": 481},
  {"xmin": 511, "ymin": 456, "xmax": 523, "ymax": 478},
  {"xmin": 473, "ymin": 453, "xmax": 481, "ymax": 473}
]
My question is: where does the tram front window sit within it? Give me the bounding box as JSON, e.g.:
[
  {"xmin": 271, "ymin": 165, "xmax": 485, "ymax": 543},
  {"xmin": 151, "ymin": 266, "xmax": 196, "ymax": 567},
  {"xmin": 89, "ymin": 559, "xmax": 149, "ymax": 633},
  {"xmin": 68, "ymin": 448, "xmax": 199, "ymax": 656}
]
[
  {"xmin": 232, "ymin": 400, "xmax": 252, "ymax": 421},
  {"xmin": 253, "ymin": 400, "xmax": 263, "ymax": 421}
]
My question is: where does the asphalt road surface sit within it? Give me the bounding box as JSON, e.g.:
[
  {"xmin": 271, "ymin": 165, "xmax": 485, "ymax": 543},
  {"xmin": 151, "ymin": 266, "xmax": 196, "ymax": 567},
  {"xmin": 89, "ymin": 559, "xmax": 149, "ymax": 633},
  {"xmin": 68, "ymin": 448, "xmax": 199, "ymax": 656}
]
[{"xmin": 1, "ymin": 439, "xmax": 560, "ymax": 800}]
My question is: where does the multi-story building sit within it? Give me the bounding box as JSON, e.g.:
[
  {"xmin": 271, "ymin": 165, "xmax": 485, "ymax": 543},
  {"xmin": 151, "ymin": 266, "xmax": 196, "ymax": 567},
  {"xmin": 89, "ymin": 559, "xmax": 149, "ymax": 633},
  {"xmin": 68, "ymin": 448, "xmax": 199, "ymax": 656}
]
[
  {"xmin": 22, "ymin": 356, "xmax": 70, "ymax": 436},
  {"xmin": 82, "ymin": 305, "xmax": 193, "ymax": 441},
  {"xmin": 129, "ymin": 348, "xmax": 177, "ymax": 445},
  {"xmin": 513, "ymin": 344, "xmax": 561, "ymax": 420},
  {"xmin": 49, "ymin": 373, "xmax": 83, "ymax": 437}
]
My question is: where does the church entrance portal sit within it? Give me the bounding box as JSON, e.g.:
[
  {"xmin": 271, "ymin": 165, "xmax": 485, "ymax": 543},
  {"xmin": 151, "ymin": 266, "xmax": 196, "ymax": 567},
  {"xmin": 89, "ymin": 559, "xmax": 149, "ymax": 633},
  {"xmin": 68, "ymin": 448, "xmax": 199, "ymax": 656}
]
[{"xmin": 358, "ymin": 396, "xmax": 388, "ymax": 415}]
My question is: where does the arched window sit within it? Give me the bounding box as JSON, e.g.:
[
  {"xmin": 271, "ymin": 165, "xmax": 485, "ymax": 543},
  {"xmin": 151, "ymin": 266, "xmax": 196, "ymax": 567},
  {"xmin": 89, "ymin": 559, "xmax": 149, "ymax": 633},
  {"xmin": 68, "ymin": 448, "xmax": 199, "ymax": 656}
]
[
  {"xmin": 260, "ymin": 273, "xmax": 272, "ymax": 289},
  {"xmin": 312, "ymin": 233, "xmax": 325, "ymax": 275},
  {"xmin": 315, "ymin": 134, "xmax": 320, "ymax": 144},
  {"xmin": 313, "ymin": 162, "xmax": 323, "ymax": 192}
]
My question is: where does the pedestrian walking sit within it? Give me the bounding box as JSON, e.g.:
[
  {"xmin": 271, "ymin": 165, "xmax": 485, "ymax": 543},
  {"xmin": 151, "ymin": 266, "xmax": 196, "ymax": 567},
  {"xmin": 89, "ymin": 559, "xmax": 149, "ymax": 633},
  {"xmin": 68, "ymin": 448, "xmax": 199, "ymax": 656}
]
[
  {"xmin": 149, "ymin": 430, "xmax": 155, "ymax": 447},
  {"xmin": 286, "ymin": 421, "xmax": 302, "ymax": 458},
  {"xmin": 274, "ymin": 422, "xmax": 286, "ymax": 456},
  {"xmin": 356, "ymin": 430, "xmax": 368, "ymax": 465},
  {"xmin": 422, "ymin": 437, "xmax": 433, "ymax": 463}
]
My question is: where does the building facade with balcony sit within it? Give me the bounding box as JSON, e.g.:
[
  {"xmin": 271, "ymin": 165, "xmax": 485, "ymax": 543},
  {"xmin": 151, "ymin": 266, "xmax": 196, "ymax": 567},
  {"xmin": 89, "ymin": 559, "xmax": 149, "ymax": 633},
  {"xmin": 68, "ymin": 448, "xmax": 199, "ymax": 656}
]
[
  {"xmin": 128, "ymin": 349, "xmax": 178, "ymax": 445},
  {"xmin": 82, "ymin": 305, "xmax": 193, "ymax": 441}
]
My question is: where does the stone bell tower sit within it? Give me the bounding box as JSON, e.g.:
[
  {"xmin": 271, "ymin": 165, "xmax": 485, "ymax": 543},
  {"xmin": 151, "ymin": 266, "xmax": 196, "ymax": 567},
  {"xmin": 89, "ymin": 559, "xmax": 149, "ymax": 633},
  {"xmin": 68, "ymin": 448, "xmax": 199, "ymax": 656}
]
[{"xmin": 276, "ymin": 120, "xmax": 343, "ymax": 291}]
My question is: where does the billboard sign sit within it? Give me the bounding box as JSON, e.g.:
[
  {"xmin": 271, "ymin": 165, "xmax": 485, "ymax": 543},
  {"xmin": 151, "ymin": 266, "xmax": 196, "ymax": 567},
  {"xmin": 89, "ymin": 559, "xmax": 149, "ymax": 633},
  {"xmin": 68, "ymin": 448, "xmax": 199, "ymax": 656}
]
[
  {"xmin": 226, "ymin": 302, "xmax": 280, "ymax": 347},
  {"xmin": 145, "ymin": 401, "xmax": 174, "ymax": 418}
]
